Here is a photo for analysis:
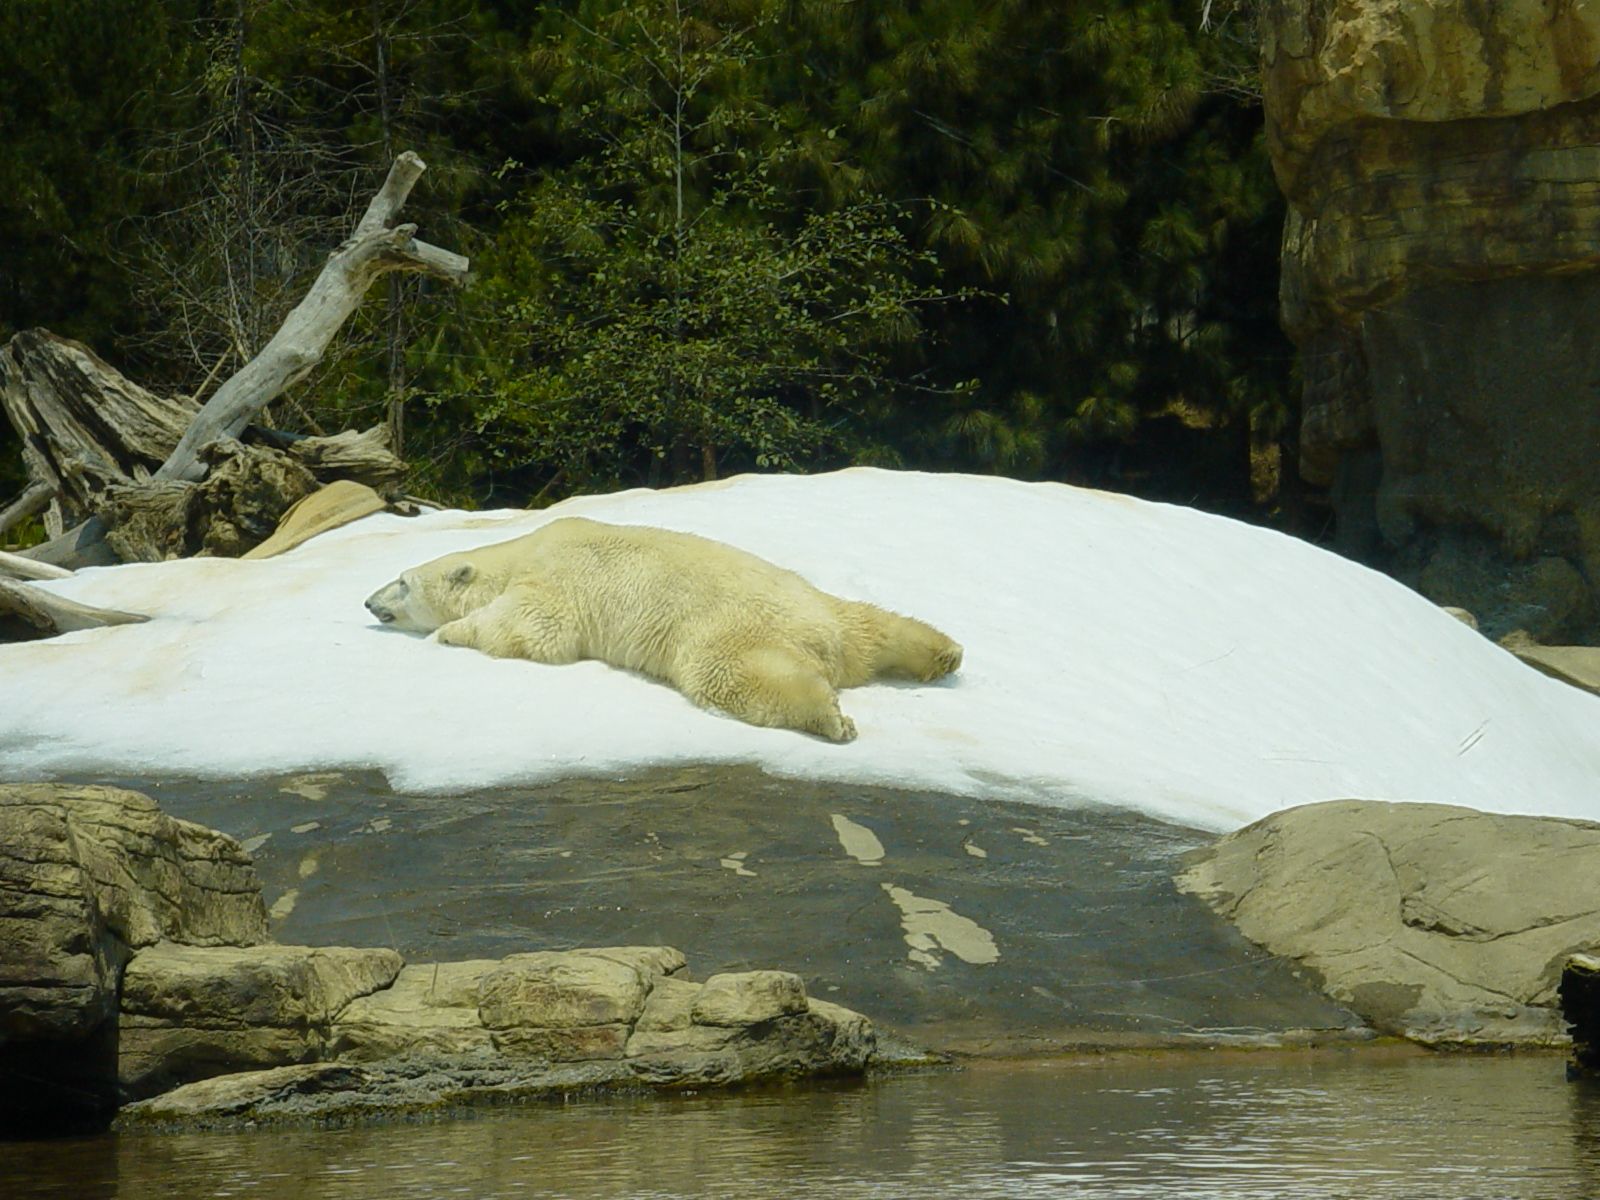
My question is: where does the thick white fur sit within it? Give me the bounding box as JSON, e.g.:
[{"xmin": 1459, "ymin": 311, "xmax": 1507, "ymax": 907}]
[{"xmin": 364, "ymin": 517, "xmax": 962, "ymax": 741}]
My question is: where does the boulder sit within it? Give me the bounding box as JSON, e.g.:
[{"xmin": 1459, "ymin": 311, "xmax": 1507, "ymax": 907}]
[
  {"xmin": 329, "ymin": 960, "xmax": 503, "ymax": 1061},
  {"xmin": 690, "ymin": 971, "xmax": 809, "ymax": 1027},
  {"xmin": 242, "ymin": 479, "xmax": 387, "ymax": 560},
  {"xmin": 1176, "ymin": 800, "xmax": 1600, "ymax": 1045},
  {"xmin": 477, "ymin": 950, "xmax": 659, "ymax": 1030},
  {"xmin": 626, "ymin": 996, "xmax": 876, "ymax": 1089},
  {"xmin": 0, "ymin": 783, "xmax": 266, "ymax": 1130},
  {"xmin": 118, "ymin": 943, "xmax": 402, "ymax": 1097},
  {"xmin": 1261, "ymin": 0, "xmax": 1600, "ymax": 638}
]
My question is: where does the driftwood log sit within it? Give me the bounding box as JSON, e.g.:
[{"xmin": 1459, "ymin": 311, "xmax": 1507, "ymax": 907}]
[
  {"xmin": 0, "ymin": 578, "xmax": 149, "ymax": 642},
  {"xmin": 0, "ymin": 550, "xmax": 70, "ymax": 582},
  {"xmin": 0, "ymin": 151, "xmax": 467, "ymax": 574}
]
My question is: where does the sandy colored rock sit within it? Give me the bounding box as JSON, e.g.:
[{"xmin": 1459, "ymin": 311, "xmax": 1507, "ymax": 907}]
[
  {"xmin": 1176, "ymin": 799, "xmax": 1600, "ymax": 1045},
  {"xmin": 121, "ymin": 943, "xmax": 403, "ymax": 1027},
  {"xmin": 0, "ymin": 783, "xmax": 267, "ymax": 1129},
  {"xmin": 477, "ymin": 951, "xmax": 653, "ymax": 1029},
  {"xmin": 330, "ymin": 959, "xmax": 501, "ymax": 1060},
  {"xmin": 1499, "ymin": 631, "xmax": 1600, "ymax": 696},
  {"xmin": 691, "ymin": 971, "xmax": 809, "ymax": 1027},
  {"xmin": 491, "ymin": 1023, "xmax": 632, "ymax": 1061},
  {"xmin": 118, "ymin": 942, "xmax": 402, "ymax": 1097},
  {"xmin": 243, "ymin": 479, "xmax": 387, "ymax": 560},
  {"xmin": 634, "ymin": 975, "xmax": 700, "ymax": 1033},
  {"xmin": 628, "ymin": 999, "xmax": 875, "ymax": 1088}
]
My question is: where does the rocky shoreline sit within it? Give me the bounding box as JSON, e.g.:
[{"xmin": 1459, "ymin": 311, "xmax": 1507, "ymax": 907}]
[{"xmin": 4, "ymin": 773, "xmax": 1598, "ymax": 1135}]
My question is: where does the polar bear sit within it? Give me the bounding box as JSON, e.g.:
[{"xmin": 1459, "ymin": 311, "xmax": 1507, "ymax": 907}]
[{"xmin": 363, "ymin": 517, "xmax": 962, "ymax": 742}]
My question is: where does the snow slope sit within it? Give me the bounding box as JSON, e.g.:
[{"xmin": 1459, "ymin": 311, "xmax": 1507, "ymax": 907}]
[{"xmin": 2, "ymin": 469, "xmax": 1597, "ymax": 831}]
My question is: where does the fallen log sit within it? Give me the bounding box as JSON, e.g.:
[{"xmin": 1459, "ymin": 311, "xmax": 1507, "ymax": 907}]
[
  {"xmin": 0, "ymin": 332, "xmax": 198, "ymax": 532},
  {"xmin": 0, "ymin": 550, "xmax": 71, "ymax": 582},
  {"xmin": 3, "ymin": 151, "xmax": 466, "ymax": 570},
  {"xmin": 0, "ymin": 578, "xmax": 148, "ymax": 642}
]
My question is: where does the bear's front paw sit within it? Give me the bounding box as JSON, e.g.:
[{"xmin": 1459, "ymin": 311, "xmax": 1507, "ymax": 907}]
[
  {"xmin": 433, "ymin": 619, "xmax": 474, "ymax": 648},
  {"xmin": 828, "ymin": 713, "xmax": 858, "ymax": 744},
  {"xmin": 922, "ymin": 642, "xmax": 963, "ymax": 681}
]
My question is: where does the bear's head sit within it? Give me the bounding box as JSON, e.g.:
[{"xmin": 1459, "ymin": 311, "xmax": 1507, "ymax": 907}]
[{"xmin": 364, "ymin": 552, "xmax": 489, "ymax": 633}]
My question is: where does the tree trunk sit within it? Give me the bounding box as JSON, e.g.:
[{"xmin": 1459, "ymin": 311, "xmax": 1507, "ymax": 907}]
[{"xmin": 0, "ymin": 332, "xmax": 198, "ymax": 526}]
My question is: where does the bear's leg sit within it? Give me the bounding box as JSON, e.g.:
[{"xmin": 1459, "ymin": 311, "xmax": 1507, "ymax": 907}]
[
  {"xmin": 868, "ymin": 611, "xmax": 964, "ymax": 682},
  {"xmin": 684, "ymin": 647, "xmax": 857, "ymax": 743},
  {"xmin": 433, "ymin": 585, "xmax": 582, "ymax": 664}
]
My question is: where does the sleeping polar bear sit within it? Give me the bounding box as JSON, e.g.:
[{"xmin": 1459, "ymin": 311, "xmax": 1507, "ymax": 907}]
[{"xmin": 364, "ymin": 517, "xmax": 962, "ymax": 742}]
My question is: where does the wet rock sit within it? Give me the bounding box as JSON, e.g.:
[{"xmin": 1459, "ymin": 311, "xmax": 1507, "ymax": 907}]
[
  {"xmin": 1177, "ymin": 800, "xmax": 1600, "ymax": 1045},
  {"xmin": 216, "ymin": 765, "xmax": 1358, "ymax": 1055},
  {"xmin": 1560, "ymin": 953, "xmax": 1600, "ymax": 1079},
  {"xmin": 0, "ymin": 783, "xmax": 266, "ymax": 1131},
  {"xmin": 118, "ymin": 943, "xmax": 402, "ymax": 1097}
]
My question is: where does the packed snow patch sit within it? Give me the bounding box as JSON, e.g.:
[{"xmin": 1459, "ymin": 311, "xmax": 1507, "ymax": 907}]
[{"xmin": 2, "ymin": 469, "xmax": 1597, "ymax": 831}]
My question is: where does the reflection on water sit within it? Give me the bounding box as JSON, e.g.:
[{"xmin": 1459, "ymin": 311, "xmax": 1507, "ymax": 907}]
[{"xmin": 4, "ymin": 1054, "xmax": 1599, "ymax": 1199}]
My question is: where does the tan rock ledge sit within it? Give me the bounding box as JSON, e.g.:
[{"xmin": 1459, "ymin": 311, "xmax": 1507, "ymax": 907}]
[{"xmin": 1177, "ymin": 799, "xmax": 1600, "ymax": 1047}]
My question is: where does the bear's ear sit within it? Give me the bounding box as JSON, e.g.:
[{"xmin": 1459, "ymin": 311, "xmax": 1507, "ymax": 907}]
[{"xmin": 447, "ymin": 563, "xmax": 476, "ymax": 587}]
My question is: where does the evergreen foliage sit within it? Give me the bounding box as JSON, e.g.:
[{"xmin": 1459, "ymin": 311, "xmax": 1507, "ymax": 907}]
[{"xmin": 0, "ymin": 0, "xmax": 1294, "ymax": 520}]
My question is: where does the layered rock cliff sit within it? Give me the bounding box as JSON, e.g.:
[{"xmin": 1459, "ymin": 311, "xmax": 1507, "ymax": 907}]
[{"xmin": 1262, "ymin": 0, "xmax": 1600, "ymax": 641}]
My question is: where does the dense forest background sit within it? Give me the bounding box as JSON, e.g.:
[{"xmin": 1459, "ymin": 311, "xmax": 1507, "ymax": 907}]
[{"xmin": 0, "ymin": 0, "xmax": 1299, "ymax": 525}]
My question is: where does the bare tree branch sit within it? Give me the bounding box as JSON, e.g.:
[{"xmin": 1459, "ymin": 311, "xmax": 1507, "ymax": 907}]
[{"xmin": 154, "ymin": 152, "xmax": 468, "ymax": 483}]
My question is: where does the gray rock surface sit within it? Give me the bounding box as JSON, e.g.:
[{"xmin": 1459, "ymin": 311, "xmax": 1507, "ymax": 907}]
[
  {"xmin": 1176, "ymin": 800, "xmax": 1600, "ymax": 1045},
  {"xmin": 129, "ymin": 765, "xmax": 1359, "ymax": 1057},
  {"xmin": 0, "ymin": 783, "xmax": 266, "ymax": 1130}
]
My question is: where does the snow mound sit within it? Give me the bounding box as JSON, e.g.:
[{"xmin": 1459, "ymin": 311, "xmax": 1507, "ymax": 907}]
[{"xmin": 2, "ymin": 469, "xmax": 1597, "ymax": 831}]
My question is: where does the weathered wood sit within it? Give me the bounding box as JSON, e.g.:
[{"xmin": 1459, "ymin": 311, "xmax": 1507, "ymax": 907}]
[
  {"xmin": 154, "ymin": 152, "xmax": 469, "ymax": 485},
  {"xmin": 0, "ymin": 577, "xmax": 148, "ymax": 642},
  {"xmin": 0, "ymin": 549, "xmax": 71, "ymax": 581},
  {"xmin": 20, "ymin": 516, "xmax": 121, "ymax": 569},
  {"xmin": 0, "ymin": 480, "xmax": 53, "ymax": 540},
  {"xmin": 0, "ymin": 331, "xmax": 198, "ymax": 525},
  {"xmin": 255, "ymin": 425, "xmax": 408, "ymax": 493}
]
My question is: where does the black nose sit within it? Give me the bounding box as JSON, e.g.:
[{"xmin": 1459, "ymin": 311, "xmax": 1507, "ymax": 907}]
[{"xmin": 366, "ymin": 601, "xmax": 394, "ymax": 623}]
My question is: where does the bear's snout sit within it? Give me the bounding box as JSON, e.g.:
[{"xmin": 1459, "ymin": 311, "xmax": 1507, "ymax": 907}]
[{"xmin": 365, "ymin": 580, "xmax": 406, "ymax": 625}]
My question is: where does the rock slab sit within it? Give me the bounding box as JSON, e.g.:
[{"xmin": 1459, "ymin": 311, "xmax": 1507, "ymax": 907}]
[
  {"xmin": 0, "ymin": 783, "xmax": 267, "ymax": 1131},
  {"xmin": 1176, "ymin": 799, "xmax": 1600, "ymax": 1045},
  {"xmin": 118, "ymin": 951, "xmax": 874, "ymax": 1128}
]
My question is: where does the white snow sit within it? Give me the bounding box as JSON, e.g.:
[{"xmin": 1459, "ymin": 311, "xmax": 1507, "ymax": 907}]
[{"xmin": 2, "ymin": 468, "xmax": 1597, "ymax": 832}]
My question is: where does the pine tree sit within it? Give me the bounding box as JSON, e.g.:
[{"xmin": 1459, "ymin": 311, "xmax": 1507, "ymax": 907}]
[{"xmin": 458, "ymin": 0, "xmax": 969, "ymax": 500}]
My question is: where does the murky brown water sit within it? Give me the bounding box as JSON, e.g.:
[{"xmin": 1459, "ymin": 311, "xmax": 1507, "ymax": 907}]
[{"xmin": 3, "ymin": 1053, "xmax": 1597, "ymax": 1199}]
